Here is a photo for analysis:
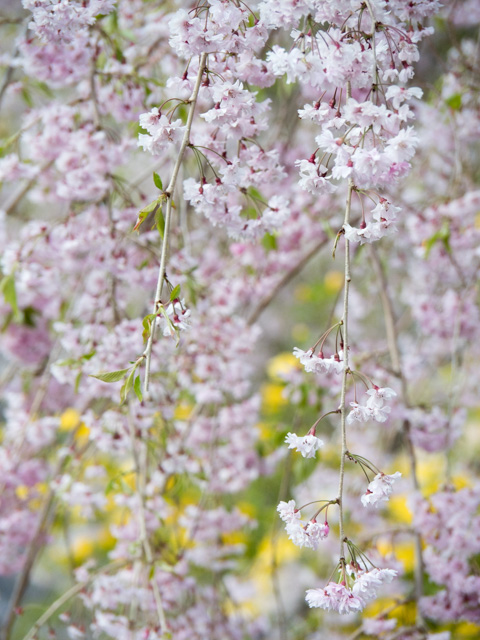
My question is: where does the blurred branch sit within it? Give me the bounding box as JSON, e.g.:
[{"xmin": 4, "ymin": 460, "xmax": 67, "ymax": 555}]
[
  {"xmin": 1, "ymin": 432, "xmax": 79, "ymax": 640},
  {"xmin": 247, "ymin": 236, "xmax": 328, "ymax": 326},
  {"xmin": 370, "ymin": 244, "xmax": 426, "ymax": 627},
  {"xmin": 21, "ymin": 559, "xmax": 128, "ymax": 640}
]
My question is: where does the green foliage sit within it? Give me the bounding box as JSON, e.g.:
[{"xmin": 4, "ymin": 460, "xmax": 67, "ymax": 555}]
[
  {"xmin": 0, "ymin": 274, "xmax": 20, "ymax": 321},
  {"xmin": 120, "ymin": 366, "xmax": 137, "ymax": 404},
  {"xmin": 90, "ymin": 368, "xmax": 131, "ymax": 383},
  {"xmin": 142, "ymin": 313, "xmax": 156, "ymax": 343},
  {"xmin": 262, "ymin": 232, "xmax": 277, "ymax": 251},
  {"xmin": 134, "ymin": 375, "xmax": 143, "ymax": 402},
  {"xmin": 424, "ymin": 219, "xmax": 451, "ymax": 257},
  {"xmin": 169, "ymin": 284, "xmax": 181, "ymax": 301},
  {"xmin": 153, "ymin": 171, "xmax": 163, "ymax": 190},
  {"xmin": 445, "ymin": 93, "xmax": 462, "ymax": 110}
]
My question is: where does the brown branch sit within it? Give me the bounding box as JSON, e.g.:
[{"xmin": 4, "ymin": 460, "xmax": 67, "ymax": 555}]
[
  {"xmin": 20, "ymin": 559, "xmax": 128, "ymax": 640},
  {"xmin": 1, "ymin": 433, "xmax": 78, "ymax": 640},
  {"xmin": 370, "ymin": 244, "xmax": 426, "ymax": 627},
  {"xmin": 247, "ymin": 236, "xmax": 328, "ymax": 326}
]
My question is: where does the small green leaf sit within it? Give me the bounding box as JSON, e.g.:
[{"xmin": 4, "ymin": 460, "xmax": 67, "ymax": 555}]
[
  {"xmin": 74, "ymin": 371, "xmax": 82, "ymax": 393},
  {"xmin": 105, "ymin": 478, "xmax": 119, "ymax": 495},
  {"xmin": 0, "ymin": 132, "xmax": 21, "ymax": 157},
  {"xmin": 134, "ymin": 375, "xmax": 143, "ymax": 402},
  {"xmin": 140, "ymin": 199, "xmax": 160, "ymax": 214},
  {"xmin": 142, "ymin": 313, "xmax": 156, "ymax": 343},
  {"xmin": 21, "ymin": 87, "xmax": 33, "ymax": 108},
  {"xmin": 0, "ymin": 275, "xmax": 20, "ymax": 320},
  {"xmin": 153, "ymin": 172, "xmax": 163, "ymax": 191},
  {"xmin": 23, "ymin": 306, "xmax": 39, "ymax": 327},
  {"xmin": 169, "ymin": 284, "xmax": 181, "ymax": 302},
  {"xmin": 120, "ymin": 367, "xmax": 136, "ymax": 404},
  {"xmin": 90, "ymin": 368, "xmax": 131, "ymax": 383},
  {"xmin": 133, "ymin": 199, "xmax": 160, "ymax": 232},
  {"xmin": 155, "ymin": 208, "xmax": 165, "ymax": 238},
  {"xmin": 114, "ymin": 45, "xmax": 125, "ymax": 62},
  {"xmin": 262, "ymin": 232, "xmax": 277, "ymax": 252},
  {"xmin": 445, "ymin": 93, "xmax": 462, "ymax": 110},
  {"xmin": 56, "ymin": 358, "xmax": 78, "ymax": 367},
  {"xmin": 424, "ymin": 220, "xmax": 451, "ymax": 257}
]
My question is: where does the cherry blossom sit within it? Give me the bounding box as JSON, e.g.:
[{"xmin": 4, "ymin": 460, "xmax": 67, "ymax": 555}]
[
  {"xmin": 361, "ymin": 473, "xmax": 402, "ymax": 508},
  {"xmin": 0, "ymin": 1, "xmax": 476, "ymax": 639},
  {"xmin": 306, "ymin": 582, "xmax": 364, "ymax": 614},
  {"xmin": 138, "ymin": 110, "xmax": 186, "ymax": 155},
  {"xmin": 293, "ymin": 347, "xmax": 344, "ymax": 375},
  {"xmin": 284, "ymin": 432, "xmax": 324, "ymax": 458}
]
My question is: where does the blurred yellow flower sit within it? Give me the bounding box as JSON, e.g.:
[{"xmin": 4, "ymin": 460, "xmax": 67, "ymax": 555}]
[
  {"xmin": 261, "ymin": 383, "xmax": 287, "ymax": 412},
  {"xmin": 267, "ymin": 352, "xmax": 299, "ymax": 381},
  {"xmin": 60, "ymin": 408, "xmax": 81, "ymax": 431},
  {"xmin": 294, "ymin": 283, "xmax": 312, "ymax": 302},
  {"xmin": 324, "ymin": 270, "xmax": 343, "ymax": 293}
]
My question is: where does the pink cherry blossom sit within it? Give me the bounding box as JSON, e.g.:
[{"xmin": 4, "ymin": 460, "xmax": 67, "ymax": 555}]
[
  {"xmin": 361, "ymin": 473, "xmax": 402, "ymax": 508},
  {"xmin": 284, "ymin": 432, "xmax": 324, "ymax": 458}
]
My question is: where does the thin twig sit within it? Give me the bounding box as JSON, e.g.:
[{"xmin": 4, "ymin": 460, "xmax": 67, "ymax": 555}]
[
  {"xmin": 0, "ymin": 20, "xmax": 28, "ymax": 112},
  {"xmin": 271, "ymin": 449, "xmax": 293, "ymax": 640},
  {"xmin": 20, "ymin": 559, "xmax": 128, "ymax": 640},
  {"xmin": 90, "ymin": 67, "xmax": 102, "ymax": 129},
  {"xmin": 337, "ymin": 171, "xmax": 354, "ymax": 564},
  {"xmin": 1, "ymin": 433, "xmax": 77, "ymax": 640},
  {"xmin": 247, "ymin": 236, "xmax": 328, "ymax": 326},
  {"xmin": 3, "ymin": 160, "xmax": 54, "ymax": 217},
  {"xmin": 369, "ymin": 245, "xmax": 426, "ymax": 627},
  {"xmin": 143, "ymin": 52, "xmax": 208, "ymax": 397},
  {"xmin": 364, "ymin": 0, "xmax": 379, "ymax": 92},
  {"xmin": 127, "ymin": 414, "xmax": 167, "ymax": 633}
]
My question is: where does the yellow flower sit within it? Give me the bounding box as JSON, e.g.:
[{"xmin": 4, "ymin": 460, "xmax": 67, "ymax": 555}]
[{"xmin": 60, "ymin": 408, "xmax": 81, "ymax": 431}]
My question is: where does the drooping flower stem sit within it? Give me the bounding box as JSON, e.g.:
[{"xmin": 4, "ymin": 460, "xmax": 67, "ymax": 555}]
[
  {"xmin": 337, "ymin": 105, "xmax": 355, "ymax": 562},
  {"xmin": 143, "ymin": 52, "xmax": 208, "ymax": 397}
]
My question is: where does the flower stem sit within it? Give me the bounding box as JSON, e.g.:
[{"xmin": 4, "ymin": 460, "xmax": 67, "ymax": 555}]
[
  {"xmin": 337, "ymin": 104, "xmax": 354, "ymax": 562},
  {"xmin": 143, "ymin": 52, "xmax": 208, "ymax": 397}
]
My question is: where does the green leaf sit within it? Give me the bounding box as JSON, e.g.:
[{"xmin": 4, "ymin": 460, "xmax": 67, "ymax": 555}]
[
  {"xmin": 445, "ymin": 93, "xmax": 462, "ymax": 110},
  {"xmin": 23, "ymin": 306, "xmax": 39, "ymax": 327},
  {"xmin": 262, "ymin": 232, "xmax": 277, "ymax": 252},
  {"xmin": 153, "ymin": 172, "xmax": 163, "ymax": 191},
  {"xmin": 74, "ymin": 371, "xmax": 82, "ymax": 393},
  {"xmin": 57, "ymin": 351, "xmax": 97, "ymax": 368},
  {"xmin": 133, "ymin": 199, "xmax": 160, "ymax": 232},
  {"xmin": 21, "ymin": 87, "xmax": 33, "ymax": 108},
  {"xmin": 142, "ymin": 313, "xmax": 156, "ymax": 343},
  {"xmin": 155, "ymin": 208, "xmax": 165, "ymax": 239},
  {"xmin": 90, "ymin": 368, "xmax": 131, "ymax": 383},
  {"xmin": 134, "ymin": 375, "xmax": 143, "ymax": 402},
  {"xmin": 0, "ymin": 275, "xmax": 20, "ymax": 320},
  {"xmin": 424, "ymin": 220, "xmax": 451, "ymax": 257},
  {"xmin": 56, "ymin": 358, "xmax": 79, "ymax": 367},
  {"xmin": 0, "ymin": 132, "xmax": 21, "ymax": 157},
  {"xmin": 120, "ymin": 367, "xmax": 136, "ymax": 404},
  {"xmin": 105, "ymin": 477, "xmax": 119, "ymax": 495},
  {"xmin": 169, "ymin": 284, "xmax": 181, "ymax": 302},
  {"xmin": 114, "ymin": 44, "xmax": 125, "ymax": 62}
]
